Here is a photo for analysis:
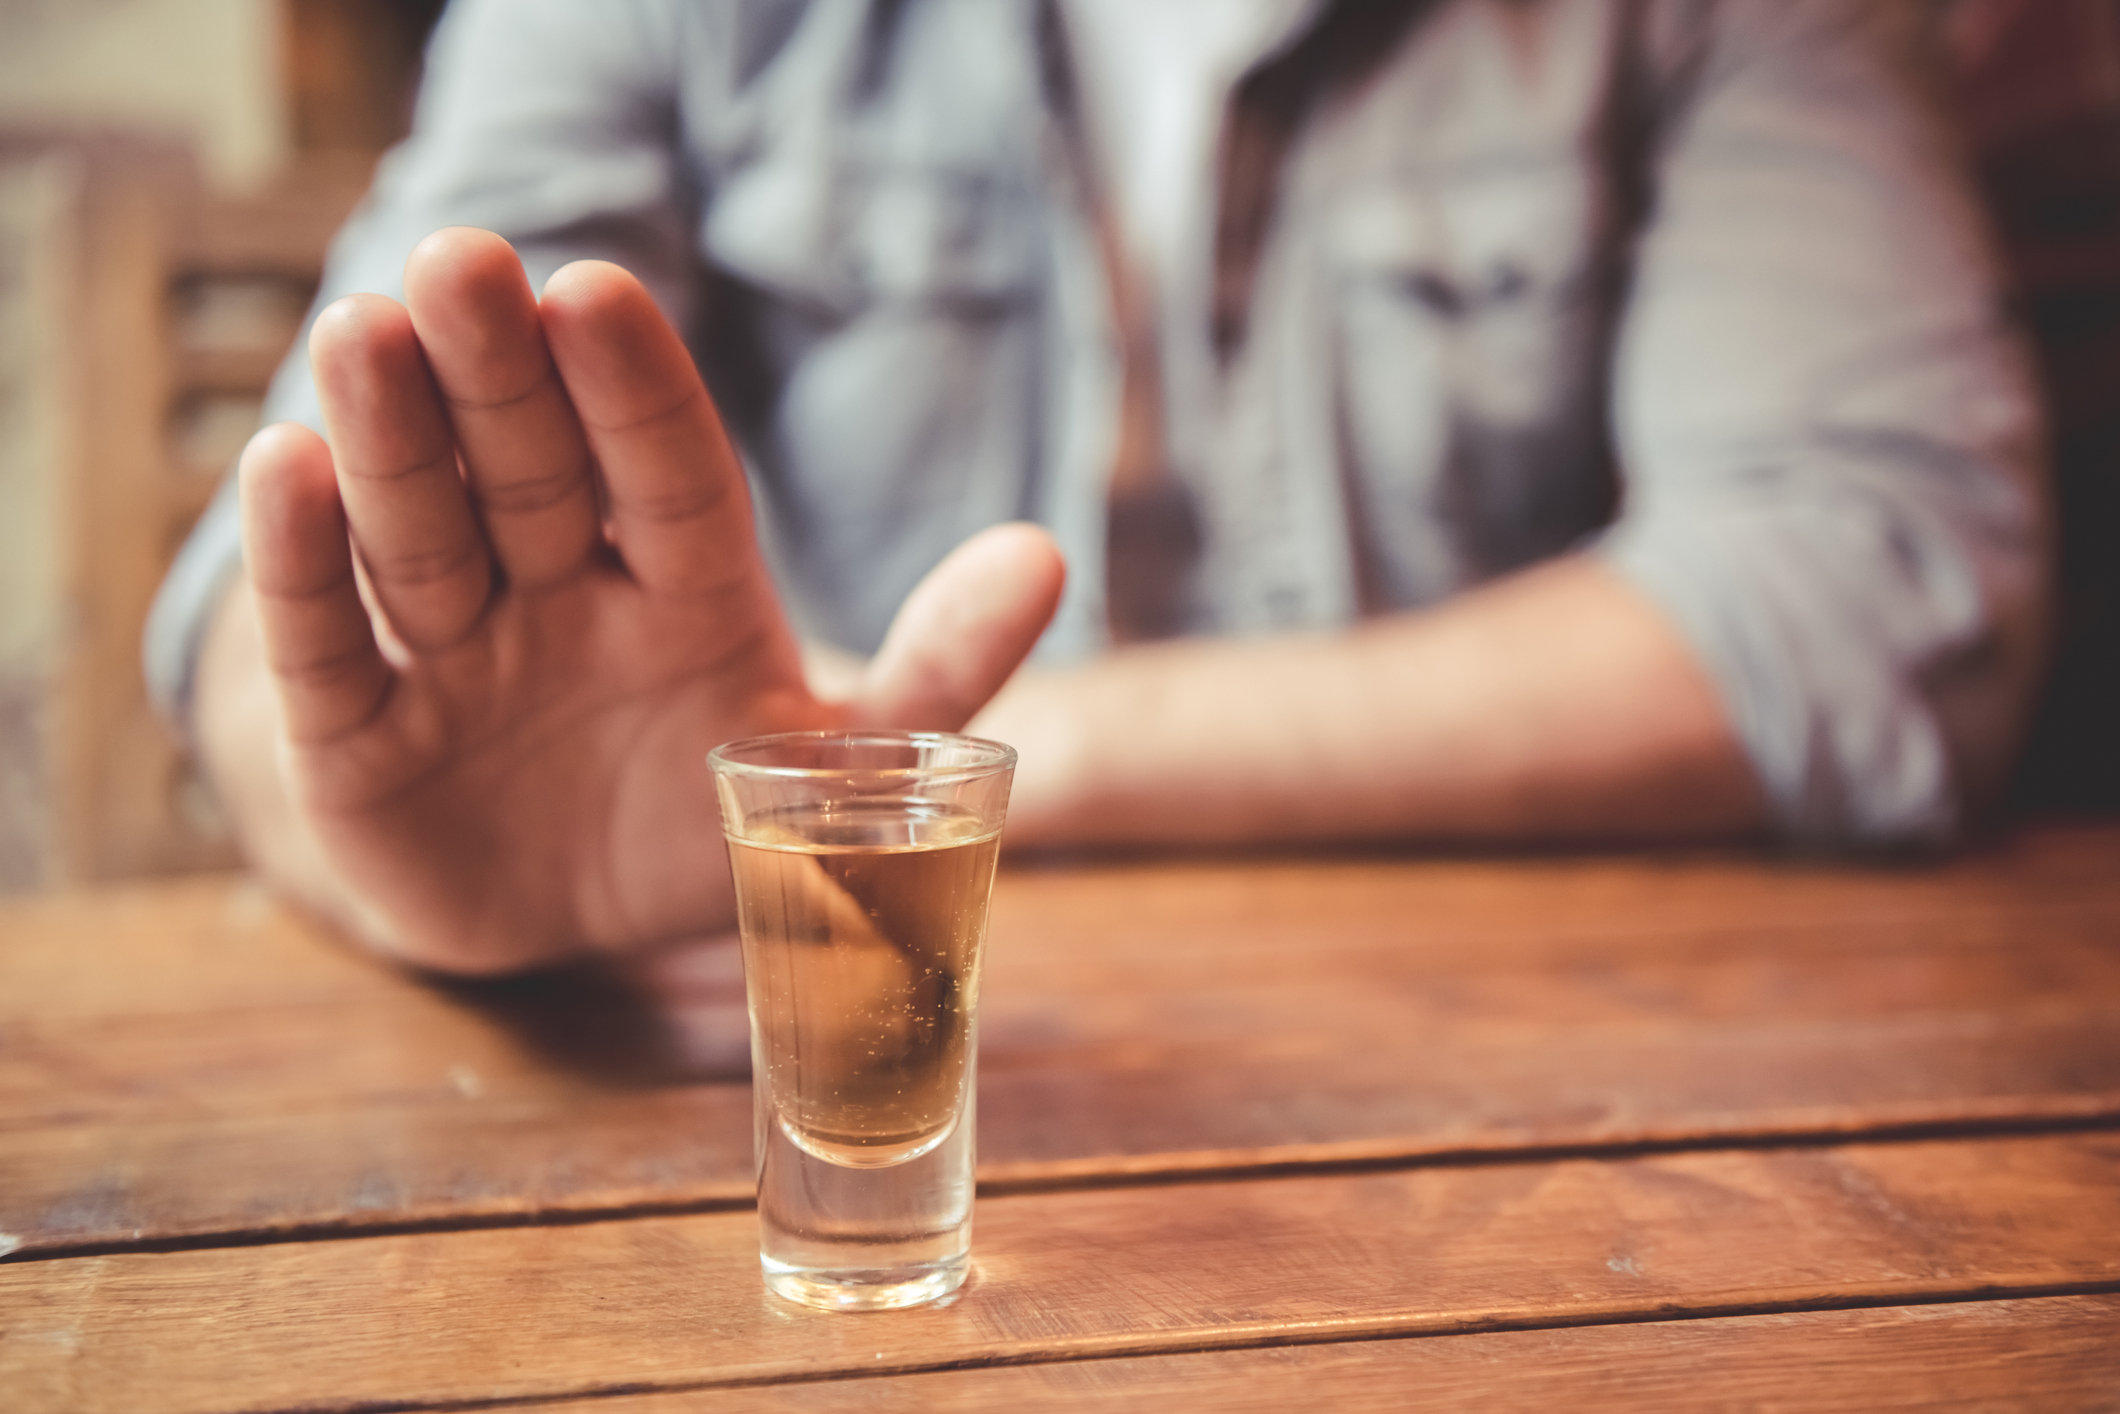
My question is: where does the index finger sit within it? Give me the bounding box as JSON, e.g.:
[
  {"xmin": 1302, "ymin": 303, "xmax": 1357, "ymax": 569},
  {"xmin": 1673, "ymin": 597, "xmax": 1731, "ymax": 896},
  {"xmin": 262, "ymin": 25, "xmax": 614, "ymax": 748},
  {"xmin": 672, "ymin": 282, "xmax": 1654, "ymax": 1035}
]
[{"xmin": 538, "ymin": 261, "xmax": 769, "ymax": 605}]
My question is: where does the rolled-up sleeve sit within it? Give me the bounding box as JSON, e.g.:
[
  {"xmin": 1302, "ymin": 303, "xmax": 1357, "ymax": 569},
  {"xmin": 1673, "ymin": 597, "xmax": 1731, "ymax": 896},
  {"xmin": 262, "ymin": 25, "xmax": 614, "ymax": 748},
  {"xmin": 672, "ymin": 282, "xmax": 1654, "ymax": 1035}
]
[
  {"xmin": 1597, "ymin": 0, "xmax": 2049, "ymax": 845},
  {"xmin": 144, "ymin": 0, "xmax": 700, "ymax": 732}
]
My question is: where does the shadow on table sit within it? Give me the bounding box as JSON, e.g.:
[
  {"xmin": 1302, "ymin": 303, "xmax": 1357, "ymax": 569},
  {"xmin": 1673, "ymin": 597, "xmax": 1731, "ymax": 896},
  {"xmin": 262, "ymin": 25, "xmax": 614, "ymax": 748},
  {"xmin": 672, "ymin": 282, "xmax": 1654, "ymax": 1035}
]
[{"xmin": 424, "ymin": 934, "xmax": 753, "ymax": 1088}]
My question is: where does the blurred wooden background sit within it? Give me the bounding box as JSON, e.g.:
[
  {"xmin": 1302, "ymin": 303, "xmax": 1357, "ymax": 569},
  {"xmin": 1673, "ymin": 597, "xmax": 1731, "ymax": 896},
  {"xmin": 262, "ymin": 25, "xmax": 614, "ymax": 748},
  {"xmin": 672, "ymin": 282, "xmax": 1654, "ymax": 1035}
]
[
  {"xmin": 0, "ymin": 0, "xmax": 2113, "ymax": 894},
  {"xmin": 0, "ymin": 0, "xmax": 443, "ymax": 890}
]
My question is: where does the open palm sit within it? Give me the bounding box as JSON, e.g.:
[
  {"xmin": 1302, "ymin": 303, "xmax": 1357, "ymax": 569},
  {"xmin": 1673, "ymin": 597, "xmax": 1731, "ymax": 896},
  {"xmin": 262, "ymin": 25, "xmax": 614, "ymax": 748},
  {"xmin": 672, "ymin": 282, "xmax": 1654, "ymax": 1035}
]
[{"xmin": 239, "ymin": 228, "xmax": 1062, "ymax": 973}]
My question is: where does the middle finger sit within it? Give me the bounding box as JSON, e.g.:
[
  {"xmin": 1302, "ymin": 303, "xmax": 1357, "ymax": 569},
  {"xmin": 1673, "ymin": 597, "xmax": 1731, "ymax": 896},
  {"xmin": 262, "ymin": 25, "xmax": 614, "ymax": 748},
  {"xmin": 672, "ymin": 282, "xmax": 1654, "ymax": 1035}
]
[{"xmin": 405, "ymin": 227, "xmax": 601, "ymax": 594}]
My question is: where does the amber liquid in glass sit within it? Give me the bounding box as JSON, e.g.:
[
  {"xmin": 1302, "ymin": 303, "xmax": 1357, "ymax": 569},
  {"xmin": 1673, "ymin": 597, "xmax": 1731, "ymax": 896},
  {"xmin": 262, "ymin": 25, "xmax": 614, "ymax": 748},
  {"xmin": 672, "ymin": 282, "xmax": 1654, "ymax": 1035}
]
[{"xmin": 730, "ymin": 801, "xmax": 998, "ymax": 1167}]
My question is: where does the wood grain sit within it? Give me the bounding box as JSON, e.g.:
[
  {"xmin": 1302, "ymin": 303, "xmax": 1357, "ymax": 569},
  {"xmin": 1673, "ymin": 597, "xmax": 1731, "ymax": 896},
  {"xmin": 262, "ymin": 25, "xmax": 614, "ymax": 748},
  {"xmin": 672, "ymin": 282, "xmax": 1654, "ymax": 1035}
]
[
  {"xmin": 527, "ymin": 1295, "xmax": 2120, "ymax": 1413},
  {"xmin": 6, "ymin": 828, "xmax": 2120, "ymax": 1251},
  {"xmin": 4, "ymin": 1132, "xmax": 2119, "ymax": 1413}
]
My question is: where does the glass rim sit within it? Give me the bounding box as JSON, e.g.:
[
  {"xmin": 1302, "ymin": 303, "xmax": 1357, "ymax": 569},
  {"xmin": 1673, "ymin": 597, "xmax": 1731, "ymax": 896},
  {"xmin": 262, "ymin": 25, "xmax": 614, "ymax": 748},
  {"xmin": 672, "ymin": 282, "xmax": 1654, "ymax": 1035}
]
[{"xmin": 707, "ymin": 729, "xmax": 1017, "ymax": 783}]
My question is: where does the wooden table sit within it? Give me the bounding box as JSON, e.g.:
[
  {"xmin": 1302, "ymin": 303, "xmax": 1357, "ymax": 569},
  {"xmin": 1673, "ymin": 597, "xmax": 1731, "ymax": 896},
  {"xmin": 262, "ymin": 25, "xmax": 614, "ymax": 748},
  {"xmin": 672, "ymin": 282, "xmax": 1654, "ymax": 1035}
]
[{"xmin": 5, "ymin": 825, "xmax": 2120, "ymax": 1410}]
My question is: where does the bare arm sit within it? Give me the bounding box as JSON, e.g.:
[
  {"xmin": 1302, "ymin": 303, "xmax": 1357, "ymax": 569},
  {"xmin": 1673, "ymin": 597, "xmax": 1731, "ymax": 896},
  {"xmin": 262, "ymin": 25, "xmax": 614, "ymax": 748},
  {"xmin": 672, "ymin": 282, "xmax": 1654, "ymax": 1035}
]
[
  {"xmin": 201, "ymin": 473, "xmax": 1756, "ymax": 958},
  {"xmin": 976, "ymin": 553, "xmax": 1764, "ymax": 848}
]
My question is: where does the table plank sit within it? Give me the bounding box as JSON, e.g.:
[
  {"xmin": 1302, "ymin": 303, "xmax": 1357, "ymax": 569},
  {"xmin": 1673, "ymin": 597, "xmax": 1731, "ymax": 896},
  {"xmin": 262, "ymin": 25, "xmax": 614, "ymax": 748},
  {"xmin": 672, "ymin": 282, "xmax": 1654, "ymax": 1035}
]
[
  {"xmin": 5, "ymin": 826, "xmax": 2120, "ymax": 1252},
  {"xmin": 6, "ymin": 1133, "xmax": 2119, "ymax": 1414},
  {"xmin": 525, "ymin": 1295, "xmax": 2120, "ymax": 1413}
]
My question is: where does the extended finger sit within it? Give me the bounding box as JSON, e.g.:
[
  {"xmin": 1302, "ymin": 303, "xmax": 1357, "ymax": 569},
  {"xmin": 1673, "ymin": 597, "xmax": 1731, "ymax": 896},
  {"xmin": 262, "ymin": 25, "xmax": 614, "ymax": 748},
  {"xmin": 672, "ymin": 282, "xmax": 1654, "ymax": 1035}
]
[
  {"xmin": 539, "ymin": 261, "xmax": 771, "ymax": 604},
  {"xmin": 238, "ymin": 423, "xmax": 394, "ymax": 747},
  {"xmin": 405, "ymin": 228, "xmax": 600, "ymax": 592},
  {"xmin": 311, "ymin": 293, "xmax": 493, "ymax": 652},
  {"xmin": 855, "ymin": 523, "xmax": 1067, "ymax": 731}
]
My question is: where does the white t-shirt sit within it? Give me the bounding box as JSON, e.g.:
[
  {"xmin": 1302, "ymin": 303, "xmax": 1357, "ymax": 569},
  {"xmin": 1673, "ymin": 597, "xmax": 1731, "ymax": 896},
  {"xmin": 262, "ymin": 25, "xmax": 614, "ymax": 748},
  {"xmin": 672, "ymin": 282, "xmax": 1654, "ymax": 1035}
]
[{"xmin": 1058, "ymin": 0, "xmax": 1312, "ymax": 316}]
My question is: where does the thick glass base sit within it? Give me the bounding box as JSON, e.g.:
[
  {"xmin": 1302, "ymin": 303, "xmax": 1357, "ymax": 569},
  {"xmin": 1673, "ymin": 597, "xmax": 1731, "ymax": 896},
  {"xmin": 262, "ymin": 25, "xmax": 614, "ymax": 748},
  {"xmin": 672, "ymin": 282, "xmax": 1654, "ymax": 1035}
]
[
  {"xmin": 753, "ymin": 1060, "xmax": 977, "ymax": 1314},
  {"xmin": 762, "ymin": 1254, "xmax": 968, "ymax": 1311}
]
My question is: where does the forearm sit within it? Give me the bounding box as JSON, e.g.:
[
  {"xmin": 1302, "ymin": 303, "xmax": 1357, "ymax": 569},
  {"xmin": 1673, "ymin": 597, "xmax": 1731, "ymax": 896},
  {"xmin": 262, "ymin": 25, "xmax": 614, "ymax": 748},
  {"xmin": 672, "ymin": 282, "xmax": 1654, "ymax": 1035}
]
[{"xmin": 974, "ymin": 555, "xmax": 1765, "ymax": 848}]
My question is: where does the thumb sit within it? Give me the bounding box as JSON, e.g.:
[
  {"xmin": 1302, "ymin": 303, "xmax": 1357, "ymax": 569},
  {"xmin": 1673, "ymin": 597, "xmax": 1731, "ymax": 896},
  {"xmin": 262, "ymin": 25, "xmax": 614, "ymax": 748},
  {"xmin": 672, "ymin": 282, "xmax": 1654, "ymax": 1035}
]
[{"xmin": 850, "ymin": 523, "xmax": 1066, "ymax": 732}]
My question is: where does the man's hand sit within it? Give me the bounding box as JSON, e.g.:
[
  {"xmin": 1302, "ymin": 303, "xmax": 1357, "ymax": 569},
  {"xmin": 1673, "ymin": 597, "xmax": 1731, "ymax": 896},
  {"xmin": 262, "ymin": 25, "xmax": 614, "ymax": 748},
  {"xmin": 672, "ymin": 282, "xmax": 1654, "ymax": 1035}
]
[{"xmin": 227, "ymin": 228, "xmax": 1063, "ymax": 973}]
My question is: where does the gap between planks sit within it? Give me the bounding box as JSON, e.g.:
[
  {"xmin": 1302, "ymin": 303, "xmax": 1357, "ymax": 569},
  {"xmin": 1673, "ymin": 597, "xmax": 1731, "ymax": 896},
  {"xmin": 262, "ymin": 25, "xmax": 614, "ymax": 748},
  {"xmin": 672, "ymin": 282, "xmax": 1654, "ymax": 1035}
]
[
  {"xmin": 455, "ymin": 1294, "xmax": 2120, "ymax": 1414},
  {"xmin": 63, "ymin": 1285, "xmax": 2120, "ymax": 1414},
  {"xmin": 10, "ymin": 1100, "xmax": 2120, "ymax": 1265},
  {"xmin": 12, "ymin": 1131, "xmax": 2119, "ymax": 1413}
]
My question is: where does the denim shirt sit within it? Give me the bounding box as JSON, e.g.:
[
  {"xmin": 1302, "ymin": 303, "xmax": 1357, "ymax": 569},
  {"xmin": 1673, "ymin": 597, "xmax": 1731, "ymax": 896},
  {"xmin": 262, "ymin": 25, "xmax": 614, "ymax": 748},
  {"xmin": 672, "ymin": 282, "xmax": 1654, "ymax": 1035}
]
[{"xmin": 147, "ymin": 0, "xmax": 2048, "ymax": 844}]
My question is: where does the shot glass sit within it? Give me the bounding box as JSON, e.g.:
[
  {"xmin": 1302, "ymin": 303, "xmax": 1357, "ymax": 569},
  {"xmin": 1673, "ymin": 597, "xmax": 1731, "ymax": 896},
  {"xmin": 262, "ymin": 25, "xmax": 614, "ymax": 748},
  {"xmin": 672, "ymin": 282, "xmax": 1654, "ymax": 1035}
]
[{"xmin": 708, "ymin": 730, "xmax": 1016, "ymax": 1312}]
